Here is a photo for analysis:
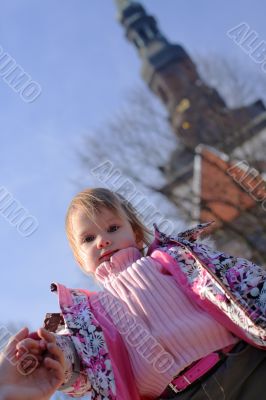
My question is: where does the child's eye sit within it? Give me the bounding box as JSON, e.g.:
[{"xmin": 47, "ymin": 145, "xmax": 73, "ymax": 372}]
[
  {"xmin": 83, "ymin": 235, "xmax": 95, "ymax": 243},
  {"xmin": 108, "ymin": 225, "xmax": 119, "ymax": 233}
]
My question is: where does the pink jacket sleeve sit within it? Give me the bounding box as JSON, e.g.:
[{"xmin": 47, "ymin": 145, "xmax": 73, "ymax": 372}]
[{"xmin": 46, "ymin": 283, "xmax": 141, "ymax": 400}]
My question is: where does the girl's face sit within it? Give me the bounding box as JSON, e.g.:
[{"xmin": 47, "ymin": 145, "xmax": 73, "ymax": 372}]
[{"xmin": 71, "ymin": 206, "xmax": 141, "ymax": 275}]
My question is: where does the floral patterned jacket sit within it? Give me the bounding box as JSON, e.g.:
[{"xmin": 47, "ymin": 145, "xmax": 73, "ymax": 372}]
[
  {"xmin": 45, "ymin": 222, "xmax": 266, "ymax": 399},
  {"xmin": 44, "ymin": 284, "xmax": 141, "ymax": 399},
  {"xmin": 149, "ymin": 222, "xmax": 266, "ymax": 348}
]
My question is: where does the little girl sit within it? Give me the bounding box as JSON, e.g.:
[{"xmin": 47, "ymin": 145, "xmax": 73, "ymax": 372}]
[{"xmin": 18, "ymin": 187, "xmax": 266, "ymax": 400}]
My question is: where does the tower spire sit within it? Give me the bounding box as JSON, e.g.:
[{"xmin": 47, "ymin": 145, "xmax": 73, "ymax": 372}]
[
  {"xmin": 114, "ymin": 0, "xmax": 266, "ymax": 153},
  {"xmin": 115, "ymin": 0, "xmax": 136, "ymax": 22},
  {"xmin": 115, "ymin": 0, "xmax": 133, "ymax": 10},
  {"xmin": 114, "ymin": 0, "xmax": 173, "ymax": 58}
]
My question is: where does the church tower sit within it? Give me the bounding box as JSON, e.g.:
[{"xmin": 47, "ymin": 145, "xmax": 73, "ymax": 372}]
[
  {"xmin": 115, "ymin": 0, "xmax": 266, "ymax": 156},
  {"xmin": 114, "ymin": 0, "xmax": 266, "ymax": 264}
]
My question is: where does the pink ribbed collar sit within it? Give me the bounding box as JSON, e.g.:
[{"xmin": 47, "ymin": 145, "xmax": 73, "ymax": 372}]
[{"xmin": 95, "ymin": 247, "xmax": 141, "ymax": 283}]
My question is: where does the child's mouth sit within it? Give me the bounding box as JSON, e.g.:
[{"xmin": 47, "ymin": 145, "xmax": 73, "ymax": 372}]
[{"xmin": 99, "ymin": 250, "xmax": 118, "ymax": 262}]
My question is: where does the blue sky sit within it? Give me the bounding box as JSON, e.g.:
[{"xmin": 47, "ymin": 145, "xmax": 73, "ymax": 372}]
[{"xmin": 1, "ymin": 0, "xmax": 266, "ymax": 331}]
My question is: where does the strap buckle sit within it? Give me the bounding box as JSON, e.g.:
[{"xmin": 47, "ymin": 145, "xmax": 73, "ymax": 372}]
[
  {"xmin": 169, "ymin": 374, "xmax": 191, "ymax": 393},
  {"xmin": 163, "ymin": 345, "xmax": 237, "ymax": 397},
  {"xmin": 168, "ymin": 382, "xmax": 182, "ymax": 394}
]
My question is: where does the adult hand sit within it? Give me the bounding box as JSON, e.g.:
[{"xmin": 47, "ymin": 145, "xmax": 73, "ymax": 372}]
[{"xmin": 0, "ymin": 327, "xmax": 65, "ymax": 400}]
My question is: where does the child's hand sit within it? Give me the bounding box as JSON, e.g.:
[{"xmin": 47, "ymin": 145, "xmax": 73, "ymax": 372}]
[
  {"xmin": 0, "ymin": 327, "xmax": 65, "ymax": 400},
  {"xmin": 16, "ymin": 329, "xmax": 47, "ymax": 363}
]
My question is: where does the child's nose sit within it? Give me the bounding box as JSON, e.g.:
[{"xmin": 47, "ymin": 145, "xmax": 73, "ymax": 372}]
[{"xmin": 97, "ymin": 237, "xmax": 111, "ymax": 249}]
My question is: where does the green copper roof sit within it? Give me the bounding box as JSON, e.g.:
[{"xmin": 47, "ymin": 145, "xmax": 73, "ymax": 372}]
[{"xmin": 115, "ymin": 0, "xmax": 133, "ymax": 11}]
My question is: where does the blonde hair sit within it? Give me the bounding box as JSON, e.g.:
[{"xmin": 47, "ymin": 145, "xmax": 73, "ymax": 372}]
[{"xmin": 65, "ymin": 187, "xmax": 151, "ymax": 267}]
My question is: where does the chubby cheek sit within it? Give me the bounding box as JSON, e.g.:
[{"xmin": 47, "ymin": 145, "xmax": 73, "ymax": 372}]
[{"xmin": 81, "ymin": 251, "xmax": 98, "ymax": 274}]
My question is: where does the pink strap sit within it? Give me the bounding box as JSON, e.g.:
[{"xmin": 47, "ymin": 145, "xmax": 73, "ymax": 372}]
[
  {"xmin": 168, "ymin": 343, "xmax": 235, "ymax": 393},
  {"xmin": 170, "ymin": 352, "xmax": 220, "ymax": 392}
]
